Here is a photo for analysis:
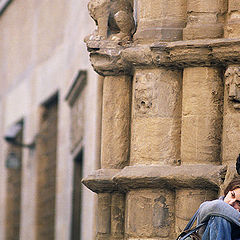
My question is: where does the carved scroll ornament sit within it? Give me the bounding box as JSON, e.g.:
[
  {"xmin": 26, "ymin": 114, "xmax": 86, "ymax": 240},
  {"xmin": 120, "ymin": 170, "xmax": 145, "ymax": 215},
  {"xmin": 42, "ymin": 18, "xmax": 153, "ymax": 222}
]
[{"xmin": 225, "ymin": 66, "xmax": 240, "ymax": 109}]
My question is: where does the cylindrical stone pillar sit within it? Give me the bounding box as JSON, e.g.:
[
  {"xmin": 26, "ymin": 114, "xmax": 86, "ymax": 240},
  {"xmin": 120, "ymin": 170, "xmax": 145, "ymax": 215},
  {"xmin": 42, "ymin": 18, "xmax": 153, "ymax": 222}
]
[
  {"xmin": 127, "ymin": 1, "xmax": 186, "ymax": 239},
  {"xmin": 181, "ymin": 0, "xmax": 224, "ymax": 165},
  {"xmin": 177, "ymin": 0, "xmax": 225, "ymax": 236},
  {"xmin": 134, "ymin": 0, "xmax": 187, "ymax": 42},
  {"xmin": 183, "ymin": 0, "xmax": 223, "ymax": 40},
  {"xmin": 181, "ymin": 67, "xmax": 224, "ymax": 164},
  {"xmin": 131, "ymin": 68, "xmax": 182, "ymax": 166},
  {"xmin": 222, "ymin": 1, "xmax": 240, "ymax": 165},
  {"xmin": 111, "ymin": 193, "xmax": 125, "ymax": 240},
  {"xmin": 101, "ymin": 76, "xmax": 132, "ymax": 169},
  {"xmin": 97, "ymin": 193, "xmax": 111, "ymax": 240},
  {"xmin": 97, "ymin": 75, "xmax": 132, "ymax": 240}
]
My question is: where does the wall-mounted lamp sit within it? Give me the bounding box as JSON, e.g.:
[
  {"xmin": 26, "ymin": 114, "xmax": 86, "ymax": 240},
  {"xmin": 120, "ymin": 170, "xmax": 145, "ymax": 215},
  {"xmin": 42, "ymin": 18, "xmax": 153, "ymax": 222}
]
[
  {"xmin": 5, "ymin": 152, "xmax": 21, "ymax": 170},
  {"xmin": 4, "ymin": 122, "xmax": 35, "ymax": 149}
]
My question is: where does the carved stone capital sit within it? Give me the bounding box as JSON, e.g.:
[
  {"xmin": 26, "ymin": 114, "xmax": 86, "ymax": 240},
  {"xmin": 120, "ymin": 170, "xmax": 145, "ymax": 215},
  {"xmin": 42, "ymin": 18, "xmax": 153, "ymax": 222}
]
[
  {"xmin": 225, "ymin": 66, "xmax": 240, "ymax": 109},
  {"xmin": 82, "ymin": 164, "xmax": 227, "ymax": 193},
  {"xmin": 85, "ymin": 38, "xmax": 240, "ymax": 76},
  {"xmin": 86, "ymin": 40, "xmax": 132, "ymax": 76}
]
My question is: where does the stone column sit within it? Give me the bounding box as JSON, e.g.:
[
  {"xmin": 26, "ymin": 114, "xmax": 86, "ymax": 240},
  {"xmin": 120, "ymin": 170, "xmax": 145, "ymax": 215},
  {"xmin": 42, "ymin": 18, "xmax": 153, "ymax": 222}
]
[
  {"xmin": 126, "ymin": 1, "xmax": 186, "ymax": 239},
  {"xmin": 101, "ymin": 76, "xmax": 131, "ymax": 169},
  {"xmin": 96, "ymin": 75, "xmax": 132, "ymax": 240},
  {"xmin": 183, "ymin": 0, "xmax": 223, "ymax": 40},
  {"xmin": 177, "ymin": 0, "xmax": 225, "ymax": 234},
  {"xmin": 131, "ymin": 68, "xmax": 182, "ymax": 166},
  {"xmin": 134, "ymin": 0, "xmax": 187, "ymax": 43},
  {"xmin": 222, "ymin": 1, "xmax": 240, "ymax": 165},
  {"xmin": 97, "ymin": 192, "xmax": 125, "ymax": 240},
  {"xmin": 181, "ymin": 67, "xmax": 223, "ymax": 164}
]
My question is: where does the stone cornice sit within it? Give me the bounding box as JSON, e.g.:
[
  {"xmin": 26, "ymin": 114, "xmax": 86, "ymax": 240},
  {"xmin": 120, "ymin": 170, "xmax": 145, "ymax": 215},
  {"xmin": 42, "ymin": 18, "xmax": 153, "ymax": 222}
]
[
  {"xmin": 82, "ymin": 164, "xmax": 227, "ymax": 193},
  {"xmin": 86, "ymin": 38, "xmax": 240, "ymax": 76}
]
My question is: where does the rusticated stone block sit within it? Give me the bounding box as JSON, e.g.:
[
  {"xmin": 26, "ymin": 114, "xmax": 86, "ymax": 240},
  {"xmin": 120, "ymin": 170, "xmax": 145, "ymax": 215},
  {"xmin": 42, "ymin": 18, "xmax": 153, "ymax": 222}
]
[{"xmin": 126, "ymin": 189, "xmax": 175, "ymax": 239}]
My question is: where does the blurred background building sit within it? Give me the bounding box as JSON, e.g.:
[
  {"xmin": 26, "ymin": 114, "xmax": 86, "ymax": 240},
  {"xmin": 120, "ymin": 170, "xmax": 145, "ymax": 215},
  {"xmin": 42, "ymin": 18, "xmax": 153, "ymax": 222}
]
[{"xmin": 0, "ymin": 0, "xmax": 101, "ymax": 239}]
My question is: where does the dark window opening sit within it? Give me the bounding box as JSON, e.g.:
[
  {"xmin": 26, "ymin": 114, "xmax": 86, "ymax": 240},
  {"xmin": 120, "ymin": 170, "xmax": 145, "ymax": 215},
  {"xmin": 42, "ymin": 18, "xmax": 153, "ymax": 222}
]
[{"xmin": 71, "ymin": 149, "xmax": 83, "ymax": 240}]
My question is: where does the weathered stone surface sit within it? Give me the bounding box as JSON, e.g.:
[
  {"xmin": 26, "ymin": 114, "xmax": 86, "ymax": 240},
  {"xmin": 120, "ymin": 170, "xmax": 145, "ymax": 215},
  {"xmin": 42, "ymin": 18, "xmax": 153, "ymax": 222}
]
[
  {"xmin": 82, "ymin": 169, "xmax": 120, "ymax": 193},
  {"xmin": 131, "ymin": 68, "xmax": 182, "ymax": 165},
  {"xmin": 114, "ymin": 165, "xmax": 226, "ymax": 191},
  {"xmin": 126, "ymin": 189, "xmax": 175, "ymax": 238},
  {"xmin": 175, "ymin": 189, "xmax": 217, "ymax": 235},
  {"xmin": 181, "ymin": 67, "xmax": 223, "ymax": 163},
  {"xmin": 225, "ymin": 66, "xmax": 240, "ymax": 108},
  {"xmin": 101, "ymin": 75, "xmax": 131, "ymax": 169},
  {"xmin": 87, "ymin": 0, "xmax": 135, "ymax": 42},
  {"xmin": 222, "ymin": 90, "xmax": 240, "ymax": 163},
  {"xmin": 85, "ymin": 38, "xmax": 240, "ymax": 76},
  {"xmin": 222, "ymin": 3, "xmax": 240, "ymax": 165},
  {"xmin": 111, "ymin": 193, "xmax": 125, "ymax": 239},
  {"xmin": 183, "ymin": 0, "xmax": 223, "ymax": 40},
  {"xmin": 86, "ymin": 40, "xmax": 132, "ymax": 76},
  {"xmin": 225, "ymin": 0, "xmax": 240, "ymax": 38},
  {"xmin": 96, "ymin": 192, "xmax": 125, "ymax": 240},
  {"xmin": 82, "ymin": 1, "xmax": 240, "ymax": 240},
  {"xmin": 134, "ymin": 0, "xmax": 187, "ymax": 43},
  {"xmin": 97, "ymin": 193, "xmax": 111, "ymax": 238},
  {"xmin": 152, "ymin": 38, "xmax": 240, "ymax": 67},
  {"xmin": 82, "ymin": 165, "xmax": 226, "ymax": 193}
]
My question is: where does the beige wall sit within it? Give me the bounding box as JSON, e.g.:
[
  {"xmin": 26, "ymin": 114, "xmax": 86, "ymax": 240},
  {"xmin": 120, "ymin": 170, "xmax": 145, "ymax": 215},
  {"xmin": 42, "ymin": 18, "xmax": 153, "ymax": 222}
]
[{"xmin": 0, "ymin": 0, "xmax": 100, "ymax": 239}]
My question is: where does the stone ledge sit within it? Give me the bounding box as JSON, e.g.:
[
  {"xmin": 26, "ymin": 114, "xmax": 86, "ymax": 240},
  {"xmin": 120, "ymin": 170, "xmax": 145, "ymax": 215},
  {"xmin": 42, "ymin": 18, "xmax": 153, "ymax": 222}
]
[
  {"xmin": 85, "ymin": 38, "xmax": 240, "ymax": 76},
  {"xmin": 82, "ymin": 164, "xmax": 227, "ymax": 193},
  {"xmin": 151, "ymin": 38, "xmax": 240, "ymax": 68},
  {"xmin": 82, "ymin": 168, "xmax": 121, "ymax": 193}
]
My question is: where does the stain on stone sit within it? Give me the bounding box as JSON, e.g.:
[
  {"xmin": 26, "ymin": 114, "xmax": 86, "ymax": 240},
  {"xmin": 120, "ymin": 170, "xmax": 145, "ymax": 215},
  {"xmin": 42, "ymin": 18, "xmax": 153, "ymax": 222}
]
[{"xmin": 152, "ymin": 196, "xmax": 169, "ymax": 228}]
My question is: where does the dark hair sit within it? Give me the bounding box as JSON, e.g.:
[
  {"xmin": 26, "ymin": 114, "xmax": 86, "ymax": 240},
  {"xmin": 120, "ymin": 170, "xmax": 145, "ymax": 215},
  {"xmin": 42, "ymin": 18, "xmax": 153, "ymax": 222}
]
[{"xmin": 224, "ymin": 178, "xmax": 240, "ymax": 196}]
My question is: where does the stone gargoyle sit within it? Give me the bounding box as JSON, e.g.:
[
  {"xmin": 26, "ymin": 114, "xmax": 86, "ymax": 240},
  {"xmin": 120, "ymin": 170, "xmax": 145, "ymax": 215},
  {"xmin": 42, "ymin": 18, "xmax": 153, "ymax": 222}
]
[
  {"xmin": 86, "ymin": 0, "xmax": 135, "ymax": 42},
  {"xmin": 225, "ymin": 66, "xmax": 240, "ymax": 109}
]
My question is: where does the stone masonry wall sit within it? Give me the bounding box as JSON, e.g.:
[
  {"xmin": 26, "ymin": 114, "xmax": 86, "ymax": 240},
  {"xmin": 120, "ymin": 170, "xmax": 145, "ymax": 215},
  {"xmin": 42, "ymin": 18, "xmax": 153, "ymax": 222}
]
[{"xmin": 83, "ymin": 0, "xmax": 240, "ymax": 239}]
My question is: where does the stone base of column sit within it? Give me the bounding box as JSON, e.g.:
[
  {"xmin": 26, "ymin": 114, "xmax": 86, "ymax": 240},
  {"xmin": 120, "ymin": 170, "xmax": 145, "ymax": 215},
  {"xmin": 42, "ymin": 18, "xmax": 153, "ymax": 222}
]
[
  {"xmin": 134, "ymin": 27, "xmax": 183, "ymax": 43},
  {"xmin": 183, "ymin": 23, "xmax": 223, "ymax": 40}
]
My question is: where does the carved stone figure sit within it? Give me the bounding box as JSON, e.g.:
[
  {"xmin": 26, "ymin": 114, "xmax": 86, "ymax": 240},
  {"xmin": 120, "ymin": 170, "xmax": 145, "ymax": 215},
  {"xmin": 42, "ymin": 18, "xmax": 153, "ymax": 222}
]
[
  {"xmin": 225, "ymin": 66, "xmax": 240, "ymax": 108},
  {"xmin": 87, "ymin": 0, "xmax": 135, "ymax": 42}
]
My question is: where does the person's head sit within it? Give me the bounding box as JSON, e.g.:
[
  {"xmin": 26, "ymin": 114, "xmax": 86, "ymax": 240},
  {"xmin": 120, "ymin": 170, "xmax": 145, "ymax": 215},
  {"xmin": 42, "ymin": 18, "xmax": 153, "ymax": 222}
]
[{"xmin": 224, "ymin": 178, "xmax": 240, "ymax": 212}]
